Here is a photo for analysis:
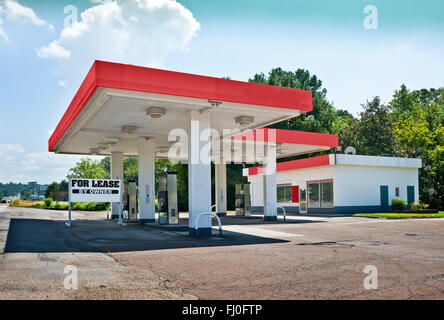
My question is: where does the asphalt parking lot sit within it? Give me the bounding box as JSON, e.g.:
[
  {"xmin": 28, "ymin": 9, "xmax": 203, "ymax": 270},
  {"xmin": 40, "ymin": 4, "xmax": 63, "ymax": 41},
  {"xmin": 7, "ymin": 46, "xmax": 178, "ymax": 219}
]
[{"xmin": 1, "ymin": 204, "xmax": 444, "ymax": 299}]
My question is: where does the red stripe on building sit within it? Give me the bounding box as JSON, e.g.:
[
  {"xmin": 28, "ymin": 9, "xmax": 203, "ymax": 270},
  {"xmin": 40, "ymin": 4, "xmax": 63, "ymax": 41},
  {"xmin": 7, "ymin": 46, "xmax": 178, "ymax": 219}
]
[{"xmin": 247, "ymin": 155, "xmax": 332, "ymax": 176}]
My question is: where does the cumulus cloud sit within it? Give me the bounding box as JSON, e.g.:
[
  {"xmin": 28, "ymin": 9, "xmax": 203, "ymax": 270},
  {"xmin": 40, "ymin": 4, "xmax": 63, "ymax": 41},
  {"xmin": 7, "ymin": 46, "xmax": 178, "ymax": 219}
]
[
  {"xmin": 37, "ymin": 40, "xmax": 71, "ymax": 59},
  {"xmin": 0, "ymin": 143, "xmax": 25, "ymax": 163},
  {"xmin": 0, "ymin": 0, "xmax": 53, "ymax": 42},
  {"xmin": 37, "ymin": 0, "xmax": 200, "ymax": 77}
]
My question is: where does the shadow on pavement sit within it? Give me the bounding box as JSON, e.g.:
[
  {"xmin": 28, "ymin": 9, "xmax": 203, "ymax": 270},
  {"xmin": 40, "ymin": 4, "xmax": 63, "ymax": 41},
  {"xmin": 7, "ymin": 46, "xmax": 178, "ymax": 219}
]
[
  {"xmin": 4, "ymin": 218, "xmax": 97, "ymax": 253},
  {"xmin": 4, "ymin": 218, "xmax": 291, "ymax": 253}
]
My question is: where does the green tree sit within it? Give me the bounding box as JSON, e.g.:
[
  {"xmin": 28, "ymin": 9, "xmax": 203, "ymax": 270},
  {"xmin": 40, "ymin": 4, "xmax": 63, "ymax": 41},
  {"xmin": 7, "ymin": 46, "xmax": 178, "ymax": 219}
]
[
  {"xmin": 249, "ymin": 68, "xmax": 338, "ymax": 134},
  {"xmin": 67, "ymin": 158, "xmax": 109, "ymax": 179},
  {"xmin": 45, "ymin": 182, "xmax": 60, "ymax": 198},
  {"xmin": 59, "ymin": 180, "xmax": 69, "ymax": 192},
  {"xmin": 124, "ymin": 158, "xmax": 139, "ymax": 182},
  {"xmin": 355, "ymin": 97, "xmax": 395, "ymax": 155},
  {"xmin": 23, "ymin": 190, "xmax": 32, "ymax": 200},
  {"xmin": 390, "ymin": 86, "xmax": 444, "ymax": 208}
]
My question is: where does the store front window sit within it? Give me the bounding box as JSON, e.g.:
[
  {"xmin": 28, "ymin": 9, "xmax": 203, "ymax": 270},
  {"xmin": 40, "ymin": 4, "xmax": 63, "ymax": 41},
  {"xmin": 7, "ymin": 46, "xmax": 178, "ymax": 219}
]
[
  {"xmin": 308, "ymin": 181, "xmax": 320, "ymax": 207},
  {"xmin": 308, "ymin": 179, "xmax": 334, "ymax": 208},
  {"xmin": 277, "ymin": 184, "xmax": 292, "ymax": 203}
]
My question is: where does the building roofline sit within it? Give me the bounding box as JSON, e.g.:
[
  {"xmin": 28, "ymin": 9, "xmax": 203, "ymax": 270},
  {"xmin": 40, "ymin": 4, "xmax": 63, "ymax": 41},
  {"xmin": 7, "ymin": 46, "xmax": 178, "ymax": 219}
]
[{"xmin": 245, "ymin": 154, "xmax": 422, "ymax": 176}]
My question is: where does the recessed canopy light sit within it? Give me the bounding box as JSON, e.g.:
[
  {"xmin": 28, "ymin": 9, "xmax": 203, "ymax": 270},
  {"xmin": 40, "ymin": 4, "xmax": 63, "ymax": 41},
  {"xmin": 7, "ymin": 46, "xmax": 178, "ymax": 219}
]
[
  {"xmin": 156, "ymin": 146, "xmax": 170, "ymax": 152},
  {"xmin": 105, "ymin": 137, "xmax": 120, "ymax": 145},
  {"xmin": 121, "ymin": 125, "xmax": 138, "ymax": 135},
  {"xmin": 277, "ymin": 148, "xmax": 288, "ymax": 155},
  {"xmin": 235, "ymin": 115, "xmax": 254, "ymax": 126},
  {"xmin": 146, "ymin": 106, "xmax": 166, "ymax": 119}
]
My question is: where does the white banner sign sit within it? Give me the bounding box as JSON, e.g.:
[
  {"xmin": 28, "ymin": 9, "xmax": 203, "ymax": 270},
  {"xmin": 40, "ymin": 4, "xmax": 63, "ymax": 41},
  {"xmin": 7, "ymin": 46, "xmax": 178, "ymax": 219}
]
[{"xmin": 69, "ymin": 178, "xmax": 122, "ymax": 202}]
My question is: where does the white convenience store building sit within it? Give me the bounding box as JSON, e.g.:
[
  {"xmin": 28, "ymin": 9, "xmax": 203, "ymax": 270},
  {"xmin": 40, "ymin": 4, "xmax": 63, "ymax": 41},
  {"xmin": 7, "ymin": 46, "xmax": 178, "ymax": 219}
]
[{"xmin": 244, "ymin": 154, "xmax": 422, "ymax": 215}]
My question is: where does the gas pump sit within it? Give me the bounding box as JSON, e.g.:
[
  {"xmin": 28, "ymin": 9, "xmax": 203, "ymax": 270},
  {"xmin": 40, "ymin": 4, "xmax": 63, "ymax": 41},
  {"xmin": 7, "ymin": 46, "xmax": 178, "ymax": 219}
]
[
  {"xmin": 123, "ymin": 180, "xmax": 138, "ymax": 220},
  {"xmin": 235, "ymin": 183, "xmax": 251, "ymax": 216},
  {"xmin": 157, "ymin": 171, "xmax": 179, "ymax": 225}
]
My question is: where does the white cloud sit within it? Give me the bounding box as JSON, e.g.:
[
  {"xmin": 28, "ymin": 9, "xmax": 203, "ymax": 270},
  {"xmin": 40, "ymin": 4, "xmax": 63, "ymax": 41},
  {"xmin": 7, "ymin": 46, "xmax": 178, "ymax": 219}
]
[
  {"xmin": 58, "ymin": 80, "xmax": 67, "ymax": 87},
  {"xmin": 0, "ymin": 17, "xmax": 9, "ymax": 42},
  {"xmin": 37, "ymin": 40, "xmax": 71, "ymax": 59},
  {"xmin": 0, "ymin": 149, "xmax": 103, "ymax": 184},
  {"xmin": 37, "ymin": 0, "xmax": 200, "ymax": 78},
  {"xmin": 21, "ymin": 151, "xmax": 77, "ymax": 172},
  {"xmin": 17, "ymin": 152, "xmax": 104, "ymax": 183},
  {"xmin": 3, "ymin": 0, "xmax": 51, "ymax": 28},
  {"xmin": 0, "ymin": 0, "xmax": 53, "ymax": 42},
  {"xmin": 0, "ymin": 143, "xmax": 25, "ymax": 163}
]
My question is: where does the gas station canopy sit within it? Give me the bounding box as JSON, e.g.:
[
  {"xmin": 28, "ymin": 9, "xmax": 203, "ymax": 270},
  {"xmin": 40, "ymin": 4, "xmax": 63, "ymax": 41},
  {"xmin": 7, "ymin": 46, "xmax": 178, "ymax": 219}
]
[
  {"xmin": 49, "ymin": 60, "xmax": 314, "ymax": 158},
  {"xmin": 48, "ymin": 60, "xmax": 339, "ymax": 232}
]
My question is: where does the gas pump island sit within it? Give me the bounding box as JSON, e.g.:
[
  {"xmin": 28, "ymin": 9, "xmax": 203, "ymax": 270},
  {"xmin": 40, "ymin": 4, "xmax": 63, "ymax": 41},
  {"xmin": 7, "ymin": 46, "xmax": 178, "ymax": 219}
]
[
  {"xmin": 157, "ymin": 171, "xmax": 179, "ymax": 225},
  {"xmin": 121, "ymin": 172, "xmax": 178, "ymax": 225},
  {"xmin": 49, "ymin": 60, "xmax": 338, "ymax": 235}
]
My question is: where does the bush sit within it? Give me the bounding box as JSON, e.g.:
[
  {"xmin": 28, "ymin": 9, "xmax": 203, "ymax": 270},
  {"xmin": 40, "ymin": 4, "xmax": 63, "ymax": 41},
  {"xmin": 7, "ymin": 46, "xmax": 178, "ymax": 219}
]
[
  {"xmin": 410, "ymin": 202, "xmax": 422, "ymax": 210},
  {"xmin": 71, "ymin": 202, "xmax": 110, "ymax": 211},
  {"xmin": 59, "ymin": 203, "xmax": 69, "ymax": 210},
  {"xmin": 44, "ymin": 198, "xmax": 53, "ymax": 208},
  {"xmin": 391, "ymin": 198, "xmax": 406, "ymax": 210}
]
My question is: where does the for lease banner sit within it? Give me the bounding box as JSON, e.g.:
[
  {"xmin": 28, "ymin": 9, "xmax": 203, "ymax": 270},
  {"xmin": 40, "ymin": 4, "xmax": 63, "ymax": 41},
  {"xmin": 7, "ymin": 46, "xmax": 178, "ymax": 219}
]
[{"xmin": 69, "ymin": 178, "xmax": 121, "ymax": 202}]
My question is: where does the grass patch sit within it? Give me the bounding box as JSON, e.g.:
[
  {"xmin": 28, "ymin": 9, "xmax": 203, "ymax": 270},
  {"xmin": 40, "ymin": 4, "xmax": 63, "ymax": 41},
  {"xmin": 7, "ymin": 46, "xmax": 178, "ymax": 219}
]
[
  {"xmin": 355, "ymin": 211, "xmax": 444, "ymax": 219},
  {"xmin": 8, "ymin": 200, "xmax": 44, "ymax": 208},
  {"xmin": 9, "ymin": 199, "xmax": 108, "ymax": 211}
]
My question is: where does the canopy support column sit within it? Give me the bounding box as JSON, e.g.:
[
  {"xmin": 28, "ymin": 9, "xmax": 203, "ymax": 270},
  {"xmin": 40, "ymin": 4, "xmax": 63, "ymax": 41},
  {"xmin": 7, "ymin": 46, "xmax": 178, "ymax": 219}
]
[
  {"xmin": 263, "ymin": 145, "xmax": 277, "ymax": 221},
  {"xmin": 111, "ymin": 152, "xmax": 123, "ymax": 220},
  {"xmin": 138, "ymin": 137, "xmax": 156, "ymax": 223},
  {"xmin": 215, "ymin": 163, "xmax": 227, "ymax": 217},
  {"xmin": 188, "ymin": 110, "xmax": 212, "ymax": 235}
]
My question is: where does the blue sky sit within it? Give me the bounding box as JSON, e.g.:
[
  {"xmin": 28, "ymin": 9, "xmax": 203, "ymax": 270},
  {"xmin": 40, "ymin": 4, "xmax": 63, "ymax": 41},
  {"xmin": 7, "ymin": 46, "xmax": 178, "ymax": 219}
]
[{"xmin": 0, "ymin": 0, "xmax": 443, "ymax": 184}]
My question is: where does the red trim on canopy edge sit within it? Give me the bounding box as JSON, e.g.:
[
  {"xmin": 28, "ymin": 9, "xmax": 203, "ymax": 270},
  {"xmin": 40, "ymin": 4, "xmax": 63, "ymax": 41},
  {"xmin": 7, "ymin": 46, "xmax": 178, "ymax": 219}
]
[{"xmin": 231, "ymin": 128, "xmax": 338, "ymax": 147}]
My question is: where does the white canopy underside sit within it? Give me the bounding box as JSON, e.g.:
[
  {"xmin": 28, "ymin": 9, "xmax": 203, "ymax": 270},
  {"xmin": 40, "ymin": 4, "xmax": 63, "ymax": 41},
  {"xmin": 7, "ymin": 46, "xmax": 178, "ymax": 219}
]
[{"xmin": 54, "ymin": 88, "xmax": 329, "ymax": 163}]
